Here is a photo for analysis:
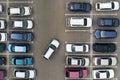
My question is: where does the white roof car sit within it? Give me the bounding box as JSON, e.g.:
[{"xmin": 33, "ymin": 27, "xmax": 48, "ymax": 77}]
[
  {"xmin": 14, "ymin": 69, "xmax": 36, "ymax": 78},
  {"xmin": 93, "ymin": 69, "xmax": 114, "ymax": 79},
  {"xmin": 96, "ymin": 1, "xmax": 119, "ymax": 11},
  {"xmin": 69, "ymin": 17, "xmax": 92, "ymax": 27},
  {"xmin": 0, "ymin": 33, "xmax": 7, "ymax": 42},
  {"xmin": 43, "ymin": 39, "xmax": 60, "ymax": 60},
  {"xmin": 0, "ymin": 20, "xmax": 6, "ymax": 29},
  {"xmin": 8, "ymin": 6, "xmax": 31, "ymax": 16},
  {"xmin": 66, "ymin": 43, "xmax": 89, "ymax": 52},
  {"xmin": 11, "ymin": 20, "xmax": 33, "ymax": 29},
  {"xmin": 94, "ymin": 56, "xmax": 117, "ymax": 66},
  {"xmin": 66, "ymin": 56, "xmax": 89, "ymax": 66},
  {"xmin": 0, "ymin": 5, "xmax": 3, "ymax": 13}
]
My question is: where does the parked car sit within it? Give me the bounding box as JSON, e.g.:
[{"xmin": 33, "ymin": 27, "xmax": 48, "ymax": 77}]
[
  {"xmin": 0, "ymin": 32, "xmax": 7, "ymax": 42},
  {"xmin": 8, "ymin": 6, "xmax": 31, "ymax": 16},
  {"xmin": 93, "ymin": 43, "xmax": 116, "ymax": 52},
  {"xmin": 98, "ymin": 18, "xmax": 119, "ymax": 27},
  {"xmin": 66, "ymin": 43, "xmax": 89, "ymax": 52},
  {"xmin": 68, "ymin": 2, "xmax": 92, "ymax": 12},
  {"xmin": 10, "ymin": 32, "xmax": 33, "ymax": 42},
  {"xmin": 66, "ymin": 56, "xmax": 89, "ymax": 66},
  {"xmin": 12, "ymin": 57, "xmax": 33, "ymax": 65},
  {"xmin": 93, "ymin": 56, "xmax": 117, "ymax": 66},
  {"xmin": 96, "ymin": 1, "xmax": 119, "ymax": 11},
  {"xmin": 0, "ymin": 57, "xmax": 6, "ymax": 65},
  {"xmin": 8, "ymin": 43, "xmax": 30, "ymax": 53},
  {"xmin": 69, "ymin": 17, "xmax": 92, "ymax": 27},
  {"xmin": 10, "ymin": 19, "xmax": 33, "ymax": 29},
  {"xmin": 65, "ymin": 67, "xmax": 88, "ymax": 78},
  {"xmin": 94, "ymin": 29, "xmax": 117, "ymax": 39},
  {"xmin": 0, "ymin": 70, "xmax": 6, "ymax": 79},
  {"xmin": 93, "ymin": 69, "xmax": 114, "ymax": 79},
  {"xmin": 0, "ymin": 5, "xmax": 3, "ymax": 13},
  {"xmin": 0, "ymin": 20, "xmax": 6, "ymax": 29},
  {"xmin": 43, "ymin": 39, "xmax": 60, "ymax": 60},
  {"xmin": 0, "ymin": 43, "xmax": 6, "ymax": 52},
  {"xmin": 14, "ymin": 69, "xmax": 36, "ymax": 78}
]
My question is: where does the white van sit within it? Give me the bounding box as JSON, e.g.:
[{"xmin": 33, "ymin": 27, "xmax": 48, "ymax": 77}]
[{"xmin": 43, "ymin": 39, "xmax": 60, "ymax": 60}]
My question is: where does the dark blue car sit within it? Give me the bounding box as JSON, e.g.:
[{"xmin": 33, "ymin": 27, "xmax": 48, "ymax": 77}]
[
  {"xmin": 68, "ymin": 2, "xmax": 92, "ymax": 12},
  {"xmin": 10, "ymin": 32, "xmax": 33, "ymax": 42},
  {"xmin": 95, "ymin": 29, "xmax": 117, "ymax": 39},
  {"xmin": 98, "ymin": 18, "xmax": 119, "ymax": 27}
]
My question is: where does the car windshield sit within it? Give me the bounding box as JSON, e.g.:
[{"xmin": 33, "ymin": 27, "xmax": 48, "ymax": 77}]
[
  {"xmin": 81, "ymin": 58, "xmax": 85, "ymax": 66},
  {"xmin": 101, "ymin": 31, "xmax": 106, "ymax": 37},
  {"xmin": 96, "ymin": 72, "xmax": 100, "ymax": 78},
  {"xmin": 20, "ymin": 7, "xmax": 25, "ymax": 15},
  {"xmin": 24, "ymin": 58, "xmax": 27, "ymax": 64},
  {"xmin": 83, "ymin": 45, "xmax": 86, "ymax": 52},
  {"xmin": 49, "ymin": 44, "xmax": 56, "ymax": 50},
  {"xmin": 23, "ymin": 21, "xmax": 28, "ymax": 28},
  {"xmin": 84, "ymin": 19, "xmax": 87, "ymax": 26},
  {"xmin": 23, "ymin": 34, "xmax": 28, "ymax": 40},
  {"xmin": 25, "ymin": 70, "xmax": 30, "ymax": 78},
  {"xmin": 108, "ymin": 58, "xmax": 112, "ymax": 65},
  {"xmin": 0, "ymin": 34, "xmax": 1, "ymax": 40},
  {"xmin": 97, "ymin": 58, "xmax": 101, "ymax": 65},
  {"xmin": 106, "ymin": 71, "xmax": 110, "ymax": 78},
  {"xmin": 111, "ymin": 2, "xmax": 114, "ymax": 9},
  {"xmin": 79, "ymin": 70, "xmax": 83, "ymax": 78},
  {"xmin": 11, "ymin": 45, "xmax": 15, "ymax": 52}
]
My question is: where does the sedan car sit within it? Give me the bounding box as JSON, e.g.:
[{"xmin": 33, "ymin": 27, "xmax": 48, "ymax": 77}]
[
  {"xmin": 93, "ymin": 43, "xmax": 116, "ymax": 52},
  {"xmin": 0, "ymin": 70, "xmax": 6, "ymax": 79},
  {"xmin": 0, "ymin": 5, "xmax": 3, "ymax": 13},
  {"xmin": 65, "ymin": 67, "xmax": 88, "ymax": 78},
  {"xmin": 94, "ymin": 29, "xmax": 117, "ymax": 39},
  {"xmin": 0, "ymin": 57, "xmax": 6, "ymax": 65},
  {"xmin": 93, "ymin": 56, "xmax": 117, "ymax": 66},
  {"xmin": 68, "ymin": 2, "xmax": 92, "ymax": 12},
  {"xmin": 10, "ymin": 32, "xmax": 33, "ymax": 42},
  {"xmin": 0, "ymin": 20, "xmax": 6, "ymax": 29},
  {"xmin": 0, "ymin": 32, "xmax": 7, "ymax": 42},
  {"xmin": 96, "ymin": 1, "xmax": 119, "ymax": 11},
  {"xmin": 14, "ymin": 69, "xmax": 36, "ymax": 78},
  {"xmin": 98, "ymin": 18, "xmax": 119, "ymax": 27},
  {"xmin": 66, "ymin": 43, "xmax": 89, "ymax": 53},
  {"xmin": 66, "ymin": 56, "xmax": 89, "ymax": 66},
  {"xmin": 69, "ymin": 17, "xmax": 92, "ymax": 27},
  {"xmin": 0, "ymin": 43, "xmax": 6, "ymax": 52},
  {"xmin": 93, "ymin": 69, "xmax": 114, "ymax": 79},
  {"xmin": 8, "ymin": 43, "xmax": 30, "ymax": 53},
  {"xmin": 43, "ymin": 39, "xmax": 60, "ymax": 60},
  {"xmin": 8, "ymin": 6, "xmax": 31, "ymax": 16},
  {"xmin": 12, "ymin": 57, "xmax": 33, "ymax": 65},
  {"xmin": 10, "ymin": 19, "xmax": 33, "ymax": 29}
]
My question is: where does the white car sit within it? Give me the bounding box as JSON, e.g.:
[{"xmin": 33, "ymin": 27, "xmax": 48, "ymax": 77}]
[
  {"xmin": 93, "ymin": 69, "xmax": 114, "ymax": 79},
  {"xmin": 0, "ymin": 33, "xmax": 7, "ymax": 42},
  {"xmin": 0, "ymin": 20, "xmax": 6, "ymax": 29},
  {"xmin": 10, "ymin": 20, "xmax": 33, "ymax": 29},
  {"xmin": 96, "ymin": 1, "xmax": 119, "ymax": 11},
  {"xmin": 14, "ymin": 69, "xmax": 36, "ymax": 79},
  {"xmin": 94, "ymin": 56, "xmax": 117, "ymax": 66},
  {"xmin": 66, "ymin": 56, "xmax": 89, "ymax": 66},
  {"xmin": 0, "ymin": 5, "xmax": 3, "ymax": 13},
  {"xmin": 69, "ymin": 17, "xmax": 92, "ymax": 27},
  {"xmin": 43, "ymin": 39, "xmax": 60, "ymax": 60},
  {"xmin": 66, "ymin": 43, "xmax": 89, "ymax": 52},
  {"xmin": 8, "ymin": 6, "xmax": 31, "ymax": 16}
]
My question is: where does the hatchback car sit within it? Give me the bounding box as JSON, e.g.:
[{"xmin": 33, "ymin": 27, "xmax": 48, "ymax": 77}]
[
  {"xmin": 65, "ymin": 67, "xmax": 88, "ymax": 78},
  {"xmin": 96, "ymin": 1, "xmax": 119, "ymax": 11},
  {"xmin": 10, "ymin": 19, "xmax": 33, "ymax": 29},
  {"xmin": 98, "ymin": 18, "xmax": 119, "ymax": 27},
  {"xmin": 69, "ymin": 17, "xmax": 92, "ymax": 27},
  {"xmin": 66, "ymin": 56, "xmax": 89, "ymax": 66},
  {"xmin": 8, "ymin": 6, "xmax": 31, "ymax": 16},
  {"xmin": 93, "ymin": 69, "xmax": 114, "ymax": 79},
  {"xmin": 14, "ymin": 69, "xmax": 36, "ymax": 78},
  {"xmin": 10, "ymin": 32, "xmax": 33, "ymax": 42},
  {"xmin": 0, "ymin": 32, "xmax": 7, "ymax": 42},
  {"xmin": 94, "ymin": 29, "xmax": 117, "ymax": 39},
  {"xmin": 66, "ymin": 43, "xmax": 89, "ymax": 53},
  {"xmin": 12, "ymin": 57, "xmax": 33, "ymax": 65},
  {"xmin": 93, "ymin": 43, "xmax": 116, "ymax": 52},
  {"xmin": 68, "ymin": 2, "xmax": 92, "ymax": 12},
  {"xmin": 0, "ymin": 57, "xmax": 6, "ymax": 65},
  {"xmin": 43, "ymin": 39, "xmax": 60, "ymax": 60},
  {"xmin": 93, "ymin": 56, "xmax": 117, "ymax": 66},
  {"xmin": 0, "ymin": 70, "xmax": 6, "ymax": 79},
  {"xmin": 8, "ymin": 43, "xmax": 30, "ymax": 53},
  {"xmin": 0, "ymin": 20, "xmax": 6, "ymax": 29},
  {"xmin": 0, "ymin": 43, "xmax": 6, "ymax": 52}
]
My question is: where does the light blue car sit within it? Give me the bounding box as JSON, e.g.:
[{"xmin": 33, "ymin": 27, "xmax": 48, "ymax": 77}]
[{"xmin": 12, "ymin": 57, "xmax": 33, "ymax": 65}]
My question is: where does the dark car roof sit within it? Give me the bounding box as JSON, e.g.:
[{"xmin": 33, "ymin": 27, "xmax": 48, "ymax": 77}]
[
  {"xmin": 0, "ymin": 43, "xmax": 6, "ymax": 52},
  {"xmin": 93, "ymin": 43, "xmax": 116, "ymax": 52}
]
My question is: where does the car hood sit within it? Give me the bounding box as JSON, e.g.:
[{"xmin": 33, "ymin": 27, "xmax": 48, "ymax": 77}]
[{"xmin": 29, "ymin": 70, "xmax": 35, "ymax": 78}]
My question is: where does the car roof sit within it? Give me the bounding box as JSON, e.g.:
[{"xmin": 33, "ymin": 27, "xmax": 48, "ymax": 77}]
[
  {"xmin": 14, "ymin": 46, "xmax": 26, "ymax": 52},
  {"xmin": 70, "ymin": 72, "xmax": 79, "ymax": 78},
  {"xmin": 16, "ymin": 72, "xmax": 25, "ymax": 78}
]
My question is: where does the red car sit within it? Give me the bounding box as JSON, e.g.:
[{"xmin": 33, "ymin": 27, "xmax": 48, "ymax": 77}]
[
  {"xmin": 65, "ymin": 67, "xmax": 88, "ymax": 79},
  {"xmin": 0, "ymin": 70, "xmax": 6, "ymax": 79}
]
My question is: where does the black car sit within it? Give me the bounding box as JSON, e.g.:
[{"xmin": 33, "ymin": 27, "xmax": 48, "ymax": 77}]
[
  {"xmin": 0, "ymin": 43, "xmax": 6, "ymax": 52},
  {"xmin": 0, "ymin": 57, "xmax": 6, "ymax": 65},
  {"xmin": 93, "ymin": 43, "xmax": 116, "ymax": 52},
  {"xmin": 68, "ymin": 2, "xmax": 92, "ymax": 12},
  {"xmin": 98, "ymin": 18, "xmax": 119, "ymax": 27}
]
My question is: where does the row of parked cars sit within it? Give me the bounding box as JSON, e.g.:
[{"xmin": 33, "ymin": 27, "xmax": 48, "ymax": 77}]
[{"xmin": 65, "ymin": 1, "xmax": 119, "ymax": 79}]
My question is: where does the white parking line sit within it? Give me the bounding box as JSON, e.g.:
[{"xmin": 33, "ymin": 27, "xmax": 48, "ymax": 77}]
[
  {"xmin": 65, "ymin": 29, "xmax": 92, "ymax": 32},
  {"xmin": 65, "ymin": 41, "xmax": 91, "ymax": 44},
  {"xmin": 9, "ymin": 1, "xmax": 33, "ymax": 3}
]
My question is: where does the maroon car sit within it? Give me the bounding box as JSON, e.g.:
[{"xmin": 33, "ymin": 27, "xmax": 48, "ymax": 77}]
[
  {"xmin": 0, "ymin": 70, "xmax": 6, "ymax": 79},
  {"xmin": 65, "ymin": 67, "xmax": 88, "ymax": 79}
]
